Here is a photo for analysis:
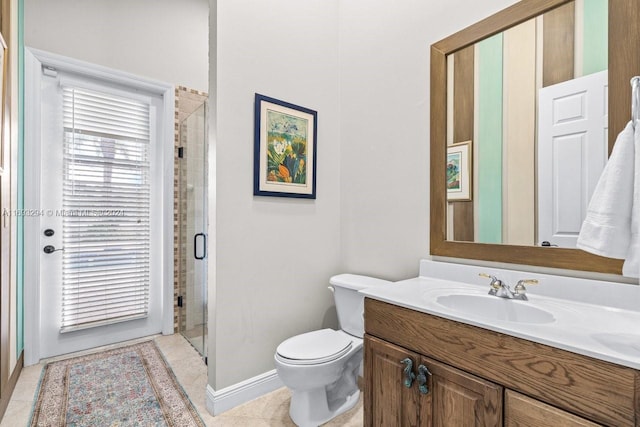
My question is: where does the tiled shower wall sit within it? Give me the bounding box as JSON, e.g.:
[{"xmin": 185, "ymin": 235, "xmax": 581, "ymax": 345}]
[{"xmin": 174, "ymin": 86, "xmax": 208, "ymax": 332}]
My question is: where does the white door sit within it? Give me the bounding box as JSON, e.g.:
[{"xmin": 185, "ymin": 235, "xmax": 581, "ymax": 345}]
[
  {"xmin": 537, "ymin": 70, "xmax": 608, "ymax": 248},
  {"xmin": 37, "ymin": 68, "xmax": 164, "ymax": 359}
]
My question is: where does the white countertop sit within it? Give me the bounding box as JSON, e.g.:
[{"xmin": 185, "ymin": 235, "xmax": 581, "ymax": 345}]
[{"xmin": 360, "ymin": 275, "xmax": 640, "ymax": 370}]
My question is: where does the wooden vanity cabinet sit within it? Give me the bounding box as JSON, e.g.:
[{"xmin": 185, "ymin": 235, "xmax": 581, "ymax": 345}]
[
  {"xmin": 365, "ymin": 335, "xmax": 503, "ymax": 426},
  {"xmin": 364, "ymin": 298, "xmax": 640, "ymax": 427}
]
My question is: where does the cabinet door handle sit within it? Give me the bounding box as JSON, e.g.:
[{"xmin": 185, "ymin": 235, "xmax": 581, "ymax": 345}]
[
  {"xmin": 416, "ymin": 364, "xmax": 432, "ymax": 395},
  {"xmin": 400, "ymin": 358, "xmax": 416, "ymax": 388}
]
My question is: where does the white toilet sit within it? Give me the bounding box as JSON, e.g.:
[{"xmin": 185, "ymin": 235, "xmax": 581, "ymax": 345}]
[{"xmin": 274, "ymin": 274, "xmax": 391, "ymax": 427}]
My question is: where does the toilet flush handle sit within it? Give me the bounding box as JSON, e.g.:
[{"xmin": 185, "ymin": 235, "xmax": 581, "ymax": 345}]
[{"xmin": 327, "ymin": 286, "xmax": 335, "ymax": 293}]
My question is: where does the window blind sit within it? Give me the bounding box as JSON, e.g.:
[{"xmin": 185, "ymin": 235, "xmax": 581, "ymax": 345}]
[{"xmin": 61, "ymin": 86, "xmax": 151, "ymax": 332}]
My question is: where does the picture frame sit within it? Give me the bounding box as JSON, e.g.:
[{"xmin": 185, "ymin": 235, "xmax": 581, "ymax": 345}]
[
  {"xmin": 254, "ymin": 93, "xmax": 317, "ymax": 199},
  {"xmin": 447, "ymin": 141, "xmax": 472, "ymax": 201}
]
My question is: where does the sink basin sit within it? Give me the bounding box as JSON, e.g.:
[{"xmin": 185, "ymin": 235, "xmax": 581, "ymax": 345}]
[{"xmin": 436, "ymin": 294, "xmax": 555, "ymax": 324}]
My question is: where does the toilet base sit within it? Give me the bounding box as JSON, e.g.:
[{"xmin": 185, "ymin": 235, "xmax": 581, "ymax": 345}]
[{"xmin": 289, "ymin": 388, "xmax": 360, "ymax": 427}]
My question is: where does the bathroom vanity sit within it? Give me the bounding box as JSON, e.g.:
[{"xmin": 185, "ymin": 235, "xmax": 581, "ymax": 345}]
[
  {"xmin": 361, "ymin": 262, "xmax": 640, "ymax": 427},
  {"xmin": 364, "ymin": 300, "xmax": 634, "ymax": 426}
]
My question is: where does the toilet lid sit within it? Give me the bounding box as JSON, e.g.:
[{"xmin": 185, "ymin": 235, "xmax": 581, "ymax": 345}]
[{"xmin": 276, "ymin": 329, "xmax": 353, "ymax": 365}]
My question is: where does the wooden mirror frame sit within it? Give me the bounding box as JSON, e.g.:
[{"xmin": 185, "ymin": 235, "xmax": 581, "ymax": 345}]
[{"xmin": 430, "ymin": 0, "xmax": 640, "ymax": 274}]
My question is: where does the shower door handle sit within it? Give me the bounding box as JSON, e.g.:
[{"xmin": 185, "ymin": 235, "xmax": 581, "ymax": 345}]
[{"xmin": 194, "ymin": 233, "xmax": 207, "ymax": 260}]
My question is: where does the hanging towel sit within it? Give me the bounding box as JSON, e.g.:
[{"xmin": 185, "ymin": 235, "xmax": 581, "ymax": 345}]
[{"xmin": 577, "ymin": 121, "xmax": 638, "ymax": 278}]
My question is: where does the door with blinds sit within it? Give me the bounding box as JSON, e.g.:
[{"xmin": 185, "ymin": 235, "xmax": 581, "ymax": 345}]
[{"xmin": 38, "ymin": 70, "xmax": 164, "ymax": 358}]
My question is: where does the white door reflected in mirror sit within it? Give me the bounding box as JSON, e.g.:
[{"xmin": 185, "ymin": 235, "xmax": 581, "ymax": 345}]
[{"xmin": 538, "ymin": 70, "xmax": 609, "ymax": 248}]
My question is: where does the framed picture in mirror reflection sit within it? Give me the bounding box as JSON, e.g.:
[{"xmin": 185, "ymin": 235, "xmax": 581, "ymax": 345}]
[{"xmin": 447, "ymin": 141, "xmax": 472, "ymax": 201}]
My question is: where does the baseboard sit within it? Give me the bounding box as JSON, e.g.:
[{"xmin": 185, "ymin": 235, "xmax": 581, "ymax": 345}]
[
  {"xmin": 206, "ymin": 369, "xmax": 284, "ymax": 416},
  {"xmin": 0, "ymin": 352, "xmax": 24, "ymax": 420}
]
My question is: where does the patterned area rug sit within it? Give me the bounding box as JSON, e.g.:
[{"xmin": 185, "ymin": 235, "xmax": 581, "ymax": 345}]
[{"xmin": 30, "ymin": 341, "xmax": 204, "ymax": 427}]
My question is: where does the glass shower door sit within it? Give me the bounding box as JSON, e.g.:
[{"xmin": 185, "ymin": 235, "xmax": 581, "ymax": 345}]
[{"xmin": 178, "ymin": 102, "xmax": 208, "ymax": 358}]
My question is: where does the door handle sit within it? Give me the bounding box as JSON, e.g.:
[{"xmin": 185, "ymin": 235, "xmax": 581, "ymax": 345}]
[
  {"xmin": 400, "ymin": 358, "xmax": 415, "ymax": 388},
  {"xmin": 194, "ymin": 233, "xmax": 207, "ymax": 260},
  {"xmin": 416, "ymin": 364, "xmax": 432, "ymax": 395}
]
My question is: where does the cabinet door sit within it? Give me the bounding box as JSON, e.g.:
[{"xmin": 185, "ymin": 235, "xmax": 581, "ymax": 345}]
[
  {"xmin": 365, "ymin": 335, "xmax": 503, "ymax": 427},
  {"xmin": 364, "ymin": 335, "xmax": 421, "ymax": 426},
  {"xmin": 421, "ymin": 356, "xmax": 503, "ymax": 427},
  {"xmin": 505, "ymin": 390, "xmax": 600, "ymax": 427}
]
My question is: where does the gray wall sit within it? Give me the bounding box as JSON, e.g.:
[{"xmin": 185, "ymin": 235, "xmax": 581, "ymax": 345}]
[
  {"xmin": 212, "ymin": 0, "xmax": 342, "ymax": 389},
  {"xmin": 24, "ymin": 0, "xmax": 209, "ymax": 91},
  {"xmin": 338, "ymin": 0, "xmax": 519, "ymax": 280}
]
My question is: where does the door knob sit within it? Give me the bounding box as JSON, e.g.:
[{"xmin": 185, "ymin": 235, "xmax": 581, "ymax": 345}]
[{"xmin": 43, "ymin": 245, "xmax": 63, "ymax": 254}]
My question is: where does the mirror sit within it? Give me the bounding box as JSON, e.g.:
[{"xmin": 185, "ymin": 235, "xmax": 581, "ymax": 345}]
[
  {"xmin": 430, "ymin": 0, "xmax": 639, "ymax": 274},
  {"xmin": 445, "ymin": 2, "xmax": 607, "ymax": 249}
]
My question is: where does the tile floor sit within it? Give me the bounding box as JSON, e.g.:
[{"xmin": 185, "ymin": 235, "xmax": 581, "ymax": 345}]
[{"xmin": 0, "ymin": 334, "xmax": 363, "ymax": 426}]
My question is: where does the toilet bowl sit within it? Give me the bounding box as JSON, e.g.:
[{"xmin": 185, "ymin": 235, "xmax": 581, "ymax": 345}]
[
  {"xmin": 275, "ymin": 329, "xmax": 363, "ymax": 426},
  {"xmin": 274, "ymin": 274, "xmax": 391, "ymax": 427}
]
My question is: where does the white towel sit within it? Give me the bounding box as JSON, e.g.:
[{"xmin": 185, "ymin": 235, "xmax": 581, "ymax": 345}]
[{"xmin": 577, "ymin": 121, "xmax": 639, "ymax": 278}]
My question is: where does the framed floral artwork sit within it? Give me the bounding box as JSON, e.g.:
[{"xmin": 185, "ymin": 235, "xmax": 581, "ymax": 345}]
[
  {"xmin": 254, "ymin": 93, "xmax": 317, "ymax": 199},
  {"xmin": 447, "ymin": 141, "xmax": 472, "ymax": 201}
]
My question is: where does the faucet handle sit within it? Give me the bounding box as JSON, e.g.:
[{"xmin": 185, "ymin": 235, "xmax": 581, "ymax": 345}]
[
  {"xmin": 478, "ymin": 273, "xmax": 504, "ymax": 295},
  {"xmin": 478, "ymin": 273, "xmax": 502, "ymax": 290},
  {"xmin": 514, "ymin": 279, "xmax": 538, "ymax": 297}
]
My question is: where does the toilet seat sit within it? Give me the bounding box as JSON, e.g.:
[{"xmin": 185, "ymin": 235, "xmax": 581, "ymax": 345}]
[{"xmin": 276, "ymin": 329, "xmax": 353, "ymax": 365}]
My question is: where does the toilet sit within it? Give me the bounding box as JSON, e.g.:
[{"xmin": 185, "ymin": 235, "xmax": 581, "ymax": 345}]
[{"xmin": 274, "ymin": 274, "xmax": 391, "ymax": 427}]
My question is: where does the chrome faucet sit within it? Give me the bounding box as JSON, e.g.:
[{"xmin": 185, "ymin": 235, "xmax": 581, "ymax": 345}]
[{"xmin": 479, "ymin": 273, "xmax": 538, "ymax": 301}]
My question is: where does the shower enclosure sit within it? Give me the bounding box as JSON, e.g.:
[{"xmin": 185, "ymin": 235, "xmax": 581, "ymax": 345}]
[{"xmin": 176, "ymin": 101, "xmax": 208, "ymax": 358}]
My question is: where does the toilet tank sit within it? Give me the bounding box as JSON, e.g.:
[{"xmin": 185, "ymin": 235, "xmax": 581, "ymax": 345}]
[{"xmin": 330, "ymin": 274, "xmax": 391, "ymax": 338}]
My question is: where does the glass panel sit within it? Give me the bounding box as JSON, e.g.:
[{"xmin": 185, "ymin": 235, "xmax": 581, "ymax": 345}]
[{"xmin": 178, "ymin": 102, "xmax": 208, "ymax": 358}]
